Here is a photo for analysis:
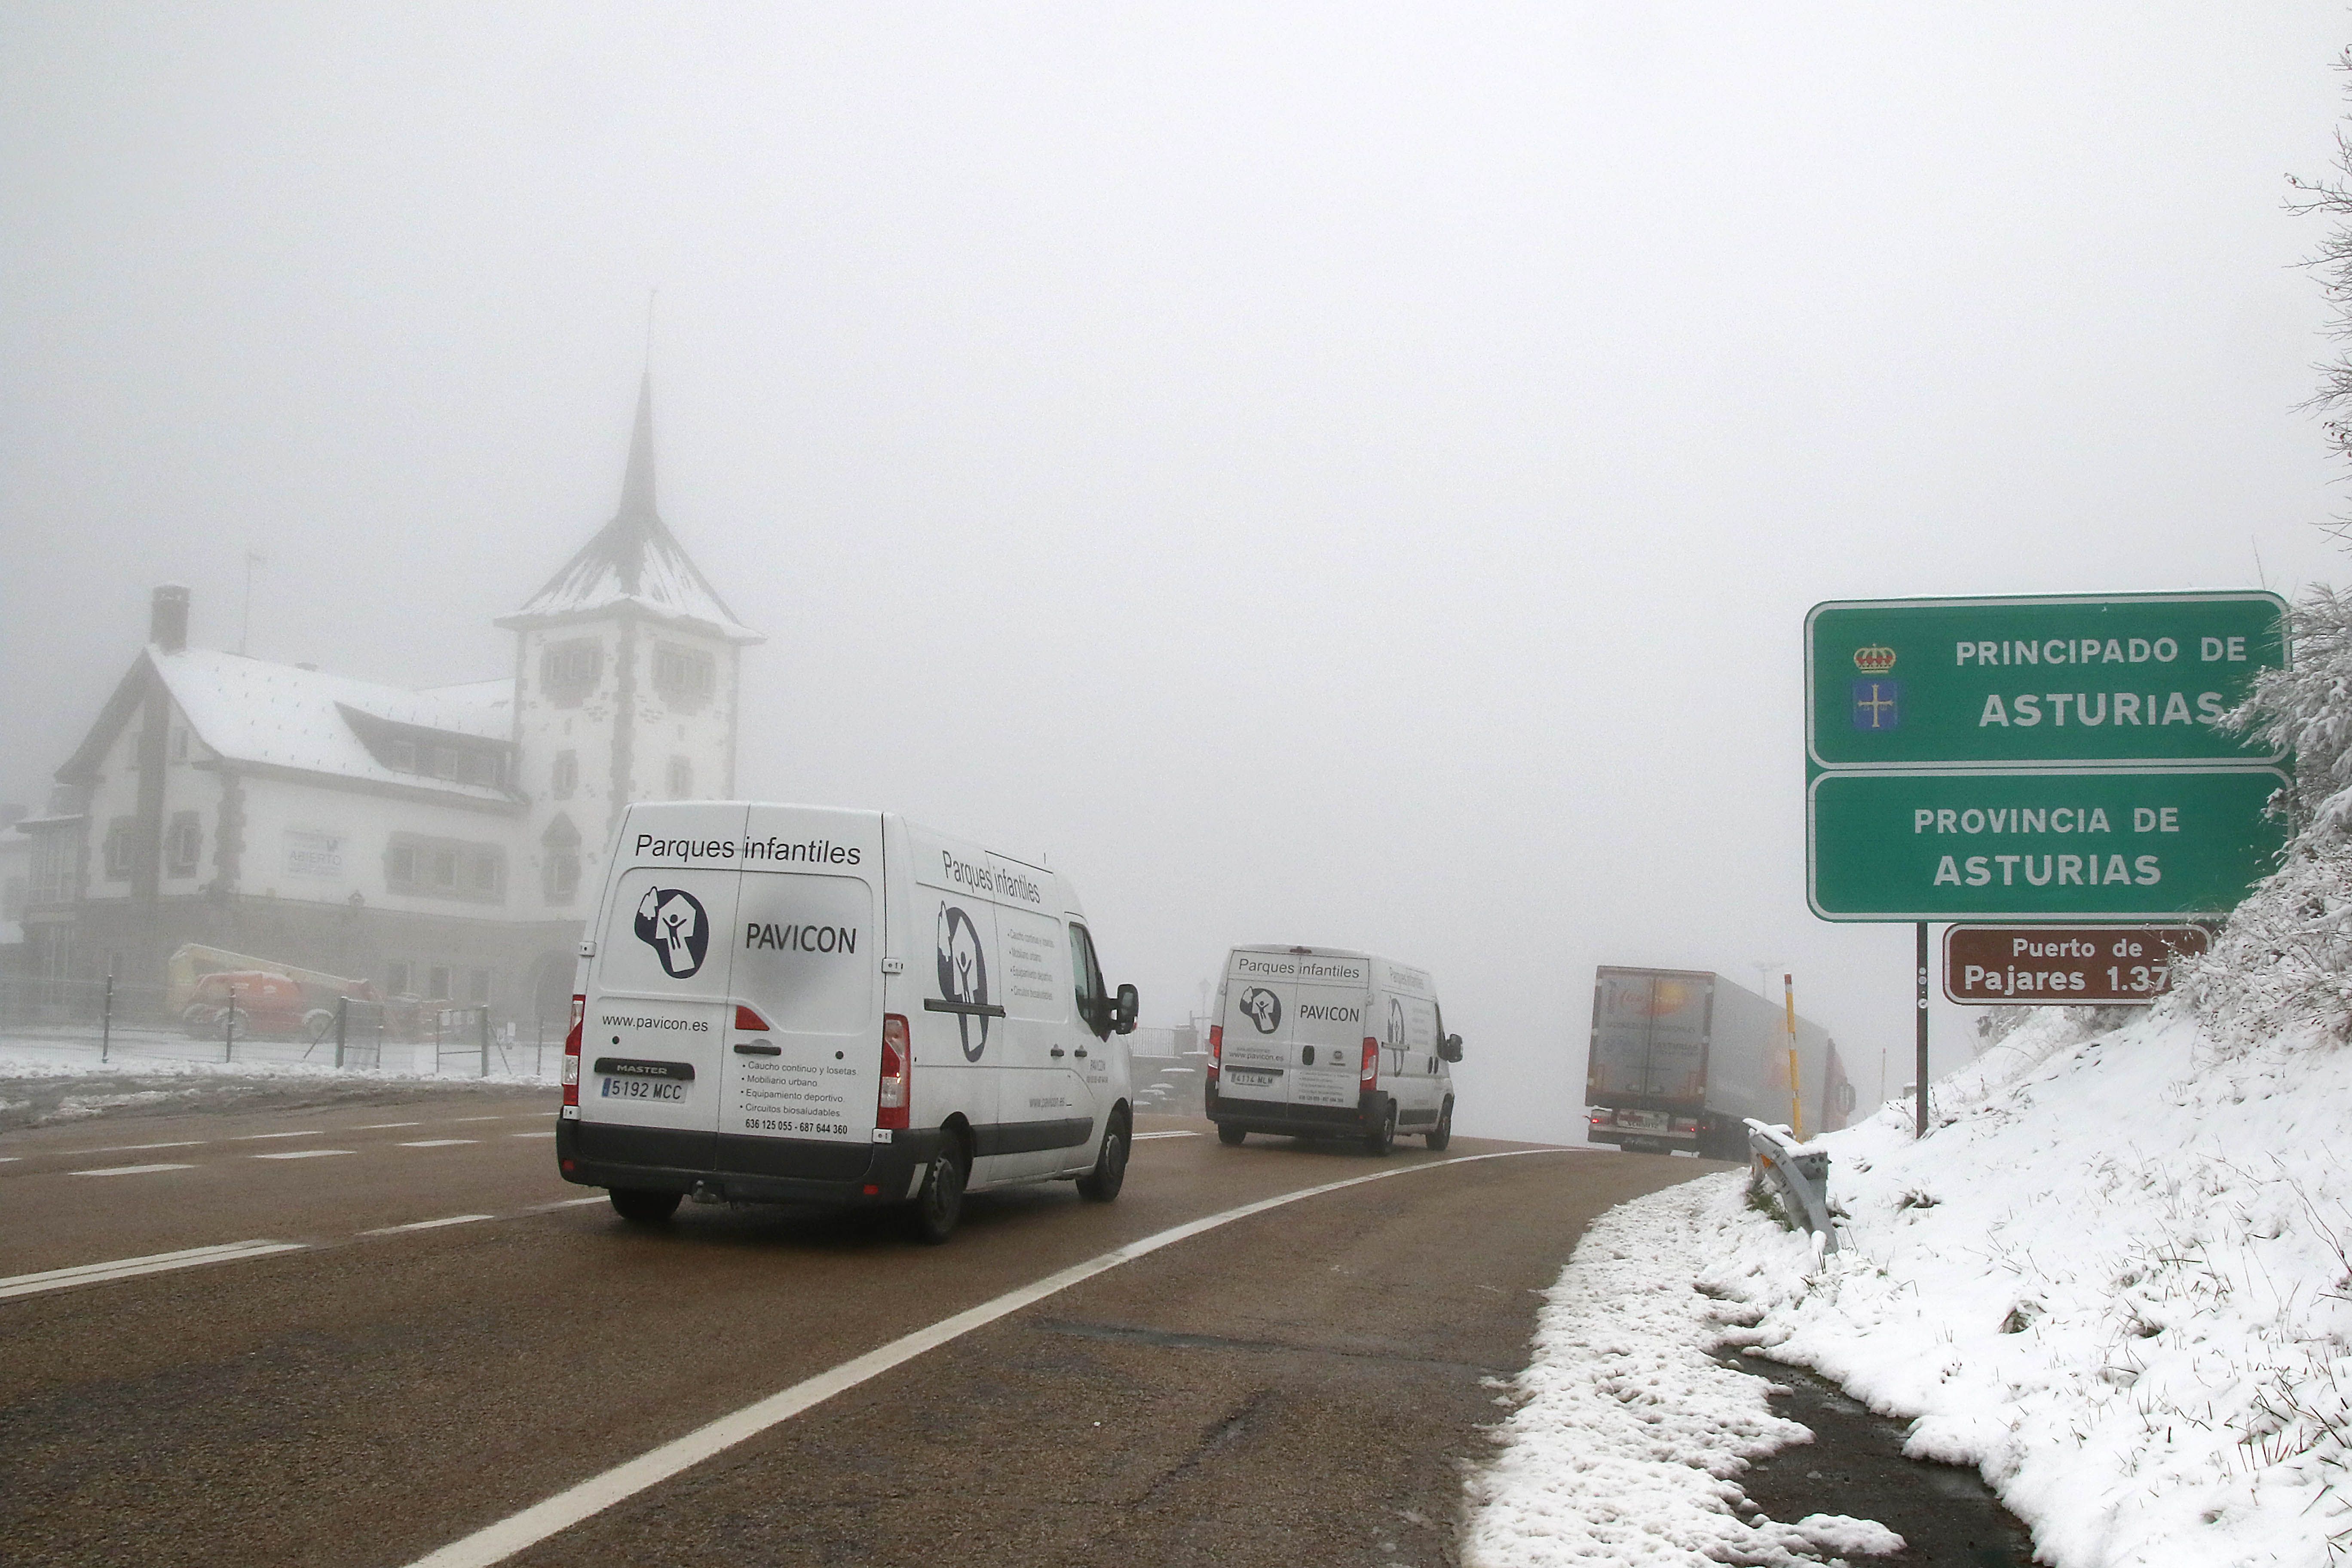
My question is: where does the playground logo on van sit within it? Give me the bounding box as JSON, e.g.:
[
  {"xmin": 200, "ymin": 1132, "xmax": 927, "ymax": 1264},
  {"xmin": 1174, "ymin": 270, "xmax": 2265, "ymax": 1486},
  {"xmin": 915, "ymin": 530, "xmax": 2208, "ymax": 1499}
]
[
  {"xmin": 1239, "ymin": 987, "xmax": 1282, "ymax": 1034},
  {"xmin": 635, "ymin": 887, "xmax": 711, "ymax": 979}
]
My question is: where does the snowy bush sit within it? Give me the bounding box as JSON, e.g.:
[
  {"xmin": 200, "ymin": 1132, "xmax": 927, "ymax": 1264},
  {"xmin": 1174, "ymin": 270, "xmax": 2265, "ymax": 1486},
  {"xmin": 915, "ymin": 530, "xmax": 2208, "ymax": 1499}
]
[{"xmin": 2178, "ymin": 585, "xmax": 2352, "ymax": 1050}]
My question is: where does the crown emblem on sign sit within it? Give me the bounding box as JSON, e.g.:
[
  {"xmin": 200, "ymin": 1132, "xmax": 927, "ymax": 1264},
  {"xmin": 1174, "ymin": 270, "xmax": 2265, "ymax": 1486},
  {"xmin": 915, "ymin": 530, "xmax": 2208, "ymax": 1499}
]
[{"xmin": 1853, "ymin": 645, "xmax": 1896, "ymax": 674}]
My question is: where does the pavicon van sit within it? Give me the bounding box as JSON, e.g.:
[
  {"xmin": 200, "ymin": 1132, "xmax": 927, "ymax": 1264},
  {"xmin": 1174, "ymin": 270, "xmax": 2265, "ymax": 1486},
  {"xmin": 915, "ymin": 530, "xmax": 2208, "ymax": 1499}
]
[
  {"xmin": 555, "ymin": 803, "xmax": 1139, "ymax": 1241},
  {"xmin": 1205, "ymin": 945, "xmax": 1461, "ymax": 1153}
]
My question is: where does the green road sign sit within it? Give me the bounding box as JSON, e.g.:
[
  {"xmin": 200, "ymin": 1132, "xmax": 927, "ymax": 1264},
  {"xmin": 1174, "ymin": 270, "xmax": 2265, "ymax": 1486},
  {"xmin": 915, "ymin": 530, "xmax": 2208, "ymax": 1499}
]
[
  {"xmin": 1807, "ymin": 767, "xmax": 2287, "ymax": 920},
  {"xmin": 1807, "ymin": 592, "xmax": 2286, "ymax": 770}
]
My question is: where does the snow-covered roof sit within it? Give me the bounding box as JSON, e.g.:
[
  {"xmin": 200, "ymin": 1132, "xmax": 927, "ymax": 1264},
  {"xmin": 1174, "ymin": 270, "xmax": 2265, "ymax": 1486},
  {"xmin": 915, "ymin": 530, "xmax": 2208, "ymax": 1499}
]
[
  {"xmin": 499, "ymin": 374, "xmax": 761, "ymax": 644},
  {"xmin": 153, "ymin": 648, "xmax": 518, "ymax": 804}
]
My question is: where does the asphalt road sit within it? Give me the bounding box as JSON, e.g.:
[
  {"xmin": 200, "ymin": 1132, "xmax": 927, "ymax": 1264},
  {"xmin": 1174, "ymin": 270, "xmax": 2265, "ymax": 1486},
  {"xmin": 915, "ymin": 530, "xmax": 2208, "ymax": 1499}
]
[{"xmin": 1, "ymin": 1089, "xmax": 1705, "ymax": 1568}]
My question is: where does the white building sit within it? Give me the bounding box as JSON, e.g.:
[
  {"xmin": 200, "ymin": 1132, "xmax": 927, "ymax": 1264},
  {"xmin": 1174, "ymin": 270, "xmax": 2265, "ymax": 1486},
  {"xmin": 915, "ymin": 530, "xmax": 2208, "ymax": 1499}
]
[{"xmin": 14, "ymin": 374, "xmax": 760, "ymax": 1026}]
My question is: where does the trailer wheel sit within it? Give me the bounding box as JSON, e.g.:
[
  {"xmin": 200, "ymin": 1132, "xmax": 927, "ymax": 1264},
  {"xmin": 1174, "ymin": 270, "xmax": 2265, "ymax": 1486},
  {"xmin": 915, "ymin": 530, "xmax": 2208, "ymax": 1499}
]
[
  {"xmin": 1217, "ymin": 1123, "xmax": 1246, "ymax": 1146},
  {"xmin": 1363, "ymin": 1102, "xmax": 1397, "ymax": 1156},
  {"xmin": 609, "ymin": 1188, "xmax": 681, "ymax": 1224},
  {"xmin": 1424, "ymin": 1099, "xmax": 1453, "ymax": 1152}
]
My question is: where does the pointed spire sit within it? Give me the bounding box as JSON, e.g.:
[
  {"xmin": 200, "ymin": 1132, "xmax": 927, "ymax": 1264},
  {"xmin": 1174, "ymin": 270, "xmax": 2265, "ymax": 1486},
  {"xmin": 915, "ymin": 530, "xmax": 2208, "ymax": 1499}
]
[{"xmin": 616, "ymin": 370, "xmax": 657, "ymax": 530}]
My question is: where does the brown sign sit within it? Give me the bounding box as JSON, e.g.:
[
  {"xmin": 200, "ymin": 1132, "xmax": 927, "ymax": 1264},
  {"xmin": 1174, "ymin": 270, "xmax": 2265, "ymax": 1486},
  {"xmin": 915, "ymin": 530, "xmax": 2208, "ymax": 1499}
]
[{"xmin": 1942, "ymin": 924, "xmax": 2211, "ymax": 1005}]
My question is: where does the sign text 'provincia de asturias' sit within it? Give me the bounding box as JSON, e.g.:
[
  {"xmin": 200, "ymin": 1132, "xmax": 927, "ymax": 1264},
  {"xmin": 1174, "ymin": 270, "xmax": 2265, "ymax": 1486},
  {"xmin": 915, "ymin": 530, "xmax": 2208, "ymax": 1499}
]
[
  {"xmin": 1806, "ymin": 592, "xmax": 2286, "ymax": 769},
  {"xmin": 1807, "ymin": 767, "xmax": 2287, "ymax": 920}
]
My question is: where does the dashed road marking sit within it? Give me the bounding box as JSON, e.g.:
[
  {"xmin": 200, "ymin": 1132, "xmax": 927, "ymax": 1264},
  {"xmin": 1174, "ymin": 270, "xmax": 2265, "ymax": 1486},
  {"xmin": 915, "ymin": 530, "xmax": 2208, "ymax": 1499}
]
[
  {"xmin": 398, "ymin": 1139, "xmax": 478, "ymax": 1148},
  {"xmin": 70, "ymin": 1163, "xmax": 196, "ymax": 1177},
  {"xmin": 354, "ymin": 1122, "xmax": 423, "ymax": 1130},
  {"xmin": 509, "ymin": 1131, "xmax": 556, "ymax": 1139},
  {"xmin": 252, "ymin": 1149, "xmax": 355, "ymax": 1161},
  {"xmin": 235, "ymin": 1130, "xmax": 326, "ymax": 1141},
  {"xmin": 364, "ymin": 1214, "xmax": 495, "ymax": 1235},
  {"xmin": 532, "ymin": 1196, "xmax": 609, "ymax": 1210},
  {"xmin": 1131, "ymin": 1130, "xmax": 1200, "ymax": 1142},
  {"xmin": 0, "ymin": 1240, "xmax": 306, "ymax": 1300},
  {"xmin": 451, "ymin": 1115, "xmax": 510, "ymax": 1123},
  {"xmin": 88, "ymin": 1140, "xmax": 206, "ymax": 1153}
]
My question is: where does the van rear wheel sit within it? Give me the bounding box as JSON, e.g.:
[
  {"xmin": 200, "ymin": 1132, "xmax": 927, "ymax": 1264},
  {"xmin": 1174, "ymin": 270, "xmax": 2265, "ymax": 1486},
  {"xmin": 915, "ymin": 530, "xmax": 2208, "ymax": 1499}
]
[
  {"xmin": 1076, "ymin": 1114, "xmax": 1128, "ymax": 1202},
  {"xmin": 609, "ymin": 1188, "xmax": 681, "ymax": 1224},
  {"xmin": 910, "ymin": 1138, "xmax": 968, "ymax": 1244},
  {"xmin": 1216, "ymin": 1123, "xmax": 1246, "ymax": 1146},
  {"xmin": 1364, "ymin": 1102, "xmax": 1397, "ymax": 1156},
  {"xmin": 1424, "ymin": 1100, "xmax": 1453, "ymax": 1152}
]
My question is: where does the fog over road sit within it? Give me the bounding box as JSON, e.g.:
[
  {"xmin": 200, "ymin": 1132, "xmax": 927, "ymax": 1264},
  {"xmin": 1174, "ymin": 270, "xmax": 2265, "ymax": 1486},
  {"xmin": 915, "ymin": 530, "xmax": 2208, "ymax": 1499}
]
[{"xmin": 0, "ymin": 1091, "xmax": 1703, "ymax": 1568}]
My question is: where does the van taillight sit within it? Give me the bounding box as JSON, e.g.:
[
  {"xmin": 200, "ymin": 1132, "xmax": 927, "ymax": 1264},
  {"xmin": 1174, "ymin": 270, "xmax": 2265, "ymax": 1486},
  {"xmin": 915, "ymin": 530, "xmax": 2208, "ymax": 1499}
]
[
  {"xmin": 877, "ymin": 1014, "xmax": 911, "ymax": 1131},
  {"xmin": 561, "ymin": 994, "xmax": 585, "ymax": 1108},
  {"xmin": 1207, "ymin": 1024, "xmax": 1221, "ymax": 1084},
  {"xmin": 1360, "ymin": 1037, "xmax": 1379, "ymax": 1087}
]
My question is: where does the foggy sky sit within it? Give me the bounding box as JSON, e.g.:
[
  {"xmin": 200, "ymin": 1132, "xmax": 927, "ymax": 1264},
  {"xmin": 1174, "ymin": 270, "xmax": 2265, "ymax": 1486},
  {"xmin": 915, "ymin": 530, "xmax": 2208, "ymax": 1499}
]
[{"xmin": 6, "ymin": 4, "xmax": 2350, "ymax": 1141}]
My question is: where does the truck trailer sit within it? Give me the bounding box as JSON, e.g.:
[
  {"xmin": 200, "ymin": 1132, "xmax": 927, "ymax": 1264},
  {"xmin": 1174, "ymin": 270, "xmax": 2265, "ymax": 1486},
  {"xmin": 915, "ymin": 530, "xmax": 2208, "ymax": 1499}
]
[{"xmin": 1586, "ymin": 967, "xmax": 1856, "ymax": 1158}]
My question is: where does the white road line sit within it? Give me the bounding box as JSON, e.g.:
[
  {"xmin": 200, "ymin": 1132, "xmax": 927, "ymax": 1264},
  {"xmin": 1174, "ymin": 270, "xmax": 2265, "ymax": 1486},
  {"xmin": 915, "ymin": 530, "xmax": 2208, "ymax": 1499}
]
[
  {"xmin": 235, "ymin": 1130, "xmax": 325, "ymax": 1141},
  {"xmin": 0, "ymin": 1240, "xmax": 306, "ymax": 1300},
  {"xmin": 355, "ymin": 1122, "xmax": 423, "ymax": 1130},
  {"xmin": 531, "ymin": 1196, "xmax": 609, "ymax": 1210},
  {"xmin": 404, "ymin": 1148, "xmax": 1569, "ymax": 1568},
  {"xmin": 451, "ymin": 1115, "xmax": 510, "ymax": 1123},
  {"xmin": 509, "ymin": 1131, "xmax": 556, "ymax": 1139},
  {"xmin": 0, "ymin": 1157, "xmax": 18, "ymax": 1163},
  {"xmin": 1131, "ymin": 1130, "xmax": 1200, "ymax": 1141},
  {"xmin": 364, "ymin": 1214, "xmax": 495, "ymax": 1235},
  {"xmin": 87, "ymin": 1140, "xmax": 206, "ymax": 1153},
  {"xmin": 398, "ymin": 1139, "xmax": 478, "ymax": 1148},
  {"xmin": 70, "ymin": 1163, "xmax": 196, "ymax": 1176},
  {"xmin": 253, "ymin": 1149, "xmax": 355, "ymax": 1161}
]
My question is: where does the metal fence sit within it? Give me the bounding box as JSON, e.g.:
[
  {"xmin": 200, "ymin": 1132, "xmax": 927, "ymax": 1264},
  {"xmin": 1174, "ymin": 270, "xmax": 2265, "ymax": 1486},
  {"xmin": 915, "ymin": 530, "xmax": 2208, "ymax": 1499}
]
[
  {"xmin": 1745, "ymin": 1118, "xmax": 1839, "ymax": 1254},
  {"xmin": 0, "ymin": 976, "xmax": 561, "ymax": 1078}
]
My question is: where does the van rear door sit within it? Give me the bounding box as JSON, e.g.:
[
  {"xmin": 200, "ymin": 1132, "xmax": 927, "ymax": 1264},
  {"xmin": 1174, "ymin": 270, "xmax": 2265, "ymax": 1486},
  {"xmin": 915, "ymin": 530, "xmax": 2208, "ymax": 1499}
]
[
  {"xmin": 579, "ymin": 805, "xmax": 750, "ymax": 1170},
  {"xmin": 720, "ymin": 808, "xmax": 885, "ymax": 1171}
]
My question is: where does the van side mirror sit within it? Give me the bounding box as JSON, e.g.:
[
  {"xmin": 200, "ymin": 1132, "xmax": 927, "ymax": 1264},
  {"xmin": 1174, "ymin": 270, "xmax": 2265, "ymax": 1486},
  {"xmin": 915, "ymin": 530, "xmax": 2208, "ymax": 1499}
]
[
  {"xmin": 1439, "ymin": 1034, "xmax": 1463, "ymax": 1064},
  {"xmin": 1113, "ymin": 983, "xmax": 1139, "ymax": 1035}
]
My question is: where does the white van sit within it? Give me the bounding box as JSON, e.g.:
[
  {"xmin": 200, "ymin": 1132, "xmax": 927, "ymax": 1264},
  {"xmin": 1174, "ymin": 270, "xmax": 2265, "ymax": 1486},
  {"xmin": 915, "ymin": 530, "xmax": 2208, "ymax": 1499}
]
[
  {"xmin": 1206, "ymin": 945, "xmax": 1461, "ymax": 1153},
  {"xmin": 556, "ymin": 802, "xmax": 1139, "ymax": 1241}
]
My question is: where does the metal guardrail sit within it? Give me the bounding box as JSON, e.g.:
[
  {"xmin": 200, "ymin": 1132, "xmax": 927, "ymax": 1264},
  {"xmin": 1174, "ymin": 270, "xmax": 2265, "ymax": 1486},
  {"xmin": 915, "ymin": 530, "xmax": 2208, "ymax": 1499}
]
[{"xmin": 1745, "ymin": 1118, "xmax": 1838, "ymax": 1254}]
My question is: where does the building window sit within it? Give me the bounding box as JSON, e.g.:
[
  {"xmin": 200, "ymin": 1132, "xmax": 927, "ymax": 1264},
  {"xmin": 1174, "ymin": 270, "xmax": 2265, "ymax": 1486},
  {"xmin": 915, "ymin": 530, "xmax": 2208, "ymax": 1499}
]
[
  {"xmin": 466, "ymin": 968, "xmax": 492, "ymax": 1005},
  {"xmin": 171, "ymin": 727, "xmax": 189, "ymax": 762},
  {"xmin": 31, "ymin": 831, "xmax": 77, "ymax": 903},
  {"xmin": 550, "ymin": 750, "xmax": 578, "ymax": 799},
  {"xmin": 542, "ymin": 813, "xmax": 582, "ymax": 904},
  {"xmin": 429, "ymin": 965, "xmax": 453, "ymax": 1001},
  {"xmin": 652, "ymin": 643, "xmax": 716, "ymax": 709},
  {"xmin": 386, "ymin": 738, "xmax": 418, "ymax": 772},
  {"xmin": 3, "ymin": 876, "xmax": 24, "ymax": 922},
  {"xmin": 542, "ymin": 639, "xmax": 603, "ymax": 707},
  {"xmin": 666, "ymin": 756, "xmax": 694, "ymax": 798},
  {"xmin": 166, "ymin": 811, "xmax": 202, "ymax": 877},
  {"xmin": 388, "ymin": 960, "xmax": 413, "ymax": 996},
  {"xmin": 103, "ymin": 817, "xmax": 135, "ymax": 881},
  {"xmin": 386, "ymin": 834, "xmax": 507, "ymax": 904}
]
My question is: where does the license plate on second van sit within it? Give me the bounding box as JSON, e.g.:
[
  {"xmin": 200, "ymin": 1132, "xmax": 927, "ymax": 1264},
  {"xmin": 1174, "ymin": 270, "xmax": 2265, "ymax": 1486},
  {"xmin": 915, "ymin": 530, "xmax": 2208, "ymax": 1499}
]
[
  {"xmin": 602, "ymin": 1078, "xmax": 686, "ymax": 1102},
  {"xmin": 1225, "ymin": 1068, "xmax": 1278, "ymax": 1087}
]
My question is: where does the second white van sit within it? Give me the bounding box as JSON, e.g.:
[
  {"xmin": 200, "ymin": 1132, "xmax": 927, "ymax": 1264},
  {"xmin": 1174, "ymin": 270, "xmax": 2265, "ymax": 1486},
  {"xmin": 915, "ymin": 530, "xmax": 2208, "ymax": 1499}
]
[
  {"xmin": 555, "ymin": 802, "xmax": 1139, "ymax": 1241},
  {"xmin": 1206, "ymin": 944, "xmax": 1461, "ymax": 1152}
]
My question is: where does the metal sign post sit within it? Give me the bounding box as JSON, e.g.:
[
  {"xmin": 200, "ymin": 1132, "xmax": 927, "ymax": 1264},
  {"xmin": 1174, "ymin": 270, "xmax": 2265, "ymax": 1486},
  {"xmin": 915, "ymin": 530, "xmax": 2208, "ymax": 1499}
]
[{"xmin": 1806, "ymin": 591, "xmax": 2288, "ymax": 1138}]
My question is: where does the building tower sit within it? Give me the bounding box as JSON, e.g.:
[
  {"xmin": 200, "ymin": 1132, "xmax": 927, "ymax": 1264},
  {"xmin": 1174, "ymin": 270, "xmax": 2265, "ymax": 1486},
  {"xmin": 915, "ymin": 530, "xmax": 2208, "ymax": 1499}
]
[{"xmin": 499, "ymin": 374, "xmax": 763, "ymax": 920}]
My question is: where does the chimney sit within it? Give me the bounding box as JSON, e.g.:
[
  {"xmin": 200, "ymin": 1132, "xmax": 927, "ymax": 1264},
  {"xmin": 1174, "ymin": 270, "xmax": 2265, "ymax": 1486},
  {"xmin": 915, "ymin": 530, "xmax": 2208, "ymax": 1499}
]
[{"xmin": 151, "ymin": 584, "xmax": 190, "ymax": 652}]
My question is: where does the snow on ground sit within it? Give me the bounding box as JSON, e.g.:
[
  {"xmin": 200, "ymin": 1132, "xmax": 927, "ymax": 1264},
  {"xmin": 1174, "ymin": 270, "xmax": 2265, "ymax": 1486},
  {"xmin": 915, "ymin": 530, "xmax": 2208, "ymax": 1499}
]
[
  {"xmin": 1461, "ymin": 1174, "xmax": 1903, "ymax": 1566},
  {"xmin": 1469, "ymin": 1005, "xmax": 2352, "ymax": 1567},
  {"xmin": 0, "ymin": 1033, "xmax": 557, "ymax": 1130}
]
